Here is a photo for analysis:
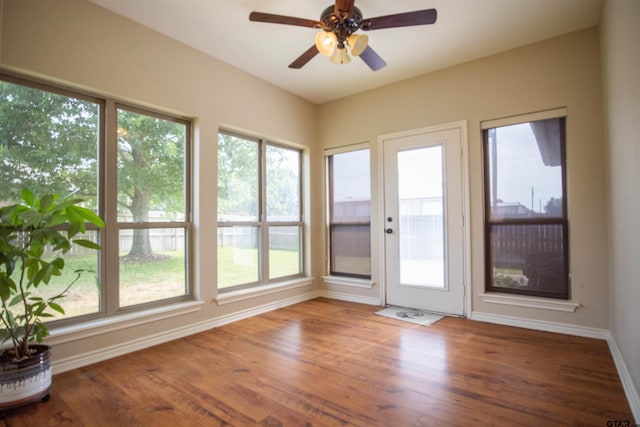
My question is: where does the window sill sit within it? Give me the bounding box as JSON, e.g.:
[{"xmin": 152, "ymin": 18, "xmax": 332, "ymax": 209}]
[
  {"xmin": 479, "ymin": 293, "xmax": 580, "ymax": 312},
  {"xmin": 215, "ymin": 277, "xmax": 314, "ymax": 305},
  {"xmin": 46, "ymin": 300, "xmax": 206, "ymax": 345},
  {"xmin": 321, "ymin": 276, "xmax": 375, "ymax": 289}
]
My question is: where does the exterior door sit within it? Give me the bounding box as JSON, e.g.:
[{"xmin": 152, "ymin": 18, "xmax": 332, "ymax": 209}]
[{"xmin": 383, "ymin": 125, "xmax": 465, "ymax": 315}]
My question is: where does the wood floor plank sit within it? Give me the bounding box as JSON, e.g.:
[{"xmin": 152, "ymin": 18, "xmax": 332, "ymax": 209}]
[{"xmin": 0, "ymin": 298, "xmax": 633, "ymax": 426}]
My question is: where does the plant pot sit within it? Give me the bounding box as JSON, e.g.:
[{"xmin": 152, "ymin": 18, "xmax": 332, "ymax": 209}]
[{"xmin": 0, "ymin": 344, "xmax": 52, "ymax": 413}]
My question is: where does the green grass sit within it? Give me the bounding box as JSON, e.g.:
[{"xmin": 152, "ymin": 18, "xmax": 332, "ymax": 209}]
[
  {"xmin": 217, "ymin": 246, "xmax": 300, "ymax": 288},
  {"xmin": 6, "ymin": 247, "xmax": 300, "ymax": 320},
  {"xmin": 492, "ymin": 267, "xmax": 526, "ymax": 288},
  {"xmin": 10, "ymin": 252, "xmax": 186, "ymax": 319}
]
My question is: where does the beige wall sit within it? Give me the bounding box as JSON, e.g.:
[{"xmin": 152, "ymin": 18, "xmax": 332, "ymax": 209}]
[
  {"xmin": 601, "ymin": 0, "xmax": 640, "ymax": 412},
  {"xmin": 0, "ymin": 0, "xmax": 319, "ymax": 363},
  {"xmin": 318, "ymin": 28, "xmax": 609, "ymax": 328}
]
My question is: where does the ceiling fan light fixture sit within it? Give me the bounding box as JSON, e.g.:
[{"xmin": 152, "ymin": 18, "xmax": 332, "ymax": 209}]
[
  {"xmin": 315, "ymin": 31, "xmax": 337, "ymax": 56},
  {"xmin": 347, "ymin": 34, "xmax": 368, "ymax": 56},
  {"xmin": 330, "ymin": 46, "xmax": 351, "ymax": 65}
]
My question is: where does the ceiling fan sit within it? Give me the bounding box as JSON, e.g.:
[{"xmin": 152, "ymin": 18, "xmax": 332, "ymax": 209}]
[{"xmin": 249, "ymin": 0, "xmax": 437, "ymax": 71}]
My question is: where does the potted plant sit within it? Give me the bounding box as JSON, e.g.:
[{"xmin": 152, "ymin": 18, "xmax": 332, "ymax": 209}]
[{"xmin": 0, "ymin": 189, "xmax": 104, "ymax": 412}]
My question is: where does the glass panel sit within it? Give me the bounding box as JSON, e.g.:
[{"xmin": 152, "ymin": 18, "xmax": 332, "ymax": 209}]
[
  {"xmin": 330, "ymin": 224, "xmax": 371, "ymax": 276},
  {"xmin": 217, "ymin": 134, "xmax": 259, "ymax": 222},
  {"xmin": 17, "ymin": 230, "xmax": 101, "ymax": 320},
  {"xmin": 217, "ymin": 226, "xmax": 259, "ymax": 288},
  {"xmin": 329, "ymin": 149, "xmax": 371, "ymax": 277},
  {"xmin": 331, "ymin": 150, "xmax": 371, "ymax": 223},
  {"xmin": 269, "ymin": 226, "xmax": 301, "ymax": 279},
  {"xmin": 116, "ymin": 108, "xmax": 186, "ymax": 223},
  {"xmin": 487, "ymin": 118, "xmax": 564, "ymax": 220},
  {"xmin": 266, "ymin": 145, "xmax": 300, "ymax": 222},
  {"xmin": 397, "ymin": 146, "xmax": 445, "ymax": 288},
  {"xmin": 0, "ymin": 80, "xmax": 100, "ymax": 210},
  {"xmin": 489, "ymin": 224, "xmax": 567, "ymax": 296},
  {"xmin": 119, "ymin": 228, "xmax": 187, "ymax": 307}
]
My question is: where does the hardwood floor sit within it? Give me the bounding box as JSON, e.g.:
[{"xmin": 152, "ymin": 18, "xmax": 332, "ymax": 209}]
[{"xmin": 1, "ymin": 298, "xmax": 633, "ymax": 426}]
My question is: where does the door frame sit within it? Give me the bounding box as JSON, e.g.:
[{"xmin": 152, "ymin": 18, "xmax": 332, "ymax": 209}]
[{"xmin": 376, "ymin": 120, "xmax": 471, "ymax": 316}]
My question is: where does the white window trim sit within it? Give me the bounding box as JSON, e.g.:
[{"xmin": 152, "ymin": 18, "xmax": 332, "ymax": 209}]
[
  {"xmin": 321, "ymin": 275, "xmax": 375, "ymax": 289},
  {"xmin": 45, "ymin": 300, "xmax": 206, "ymax": 345},
  {"xmin": 481, "ymin": 107, "xmax": 567, "ymax": 129},
  {"xmin": 215, "ymin": 277, "xmax": 313, "ymax": 305},
  {"xmin": 479, "ymin": 293, "xmax": 580, "ymax": 312},
  {"xmin": 323, "ymin": 141, "xmax": 370, "ymax": 156}
]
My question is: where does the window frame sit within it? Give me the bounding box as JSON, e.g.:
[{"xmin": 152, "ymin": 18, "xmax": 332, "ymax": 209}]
[
  {"xmin": 324, "ymin": 144, "xmax": 372, "ymax": 280},
  {"xmin": 0, "ymin": 73, "xmax": 194, "ymax": 326},
  {"xmin": 111, "ymin": 103, "xmax": 193, "ymax": 312},
  {"xmin": 217, "ymin": 130, "xmax": 304, "ymax": 291},
  {"xmin": 481, "ymin": 110, "xmax": 570, "ymax": 299}
]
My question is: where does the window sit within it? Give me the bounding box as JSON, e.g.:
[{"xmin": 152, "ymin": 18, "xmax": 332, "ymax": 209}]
[
  {"xmin": 115, "ymin": 106, "xmax": 191, "ymax": 308},
  {"xmin": 326, "ymin": 147, "xmax": 371, "ymax": 278},
  {"xmin": 0, "ymin": 74, "xmax": 192, "ymax": 322},
  {"xmin": 217, "ymin": 131, "xmax": 303, "ymax": 290},
  {"xmin": 482, "ymin": 113, "xmax": 569, "ymax": 299}
]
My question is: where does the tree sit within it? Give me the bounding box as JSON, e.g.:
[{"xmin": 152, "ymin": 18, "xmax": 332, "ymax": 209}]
[
  {"xmin": 116, "ymin": 109, "xmax": 186, "ymax": 262},
  {"xmin": 0, "ymin": 80, "xmax": 186, "ymax": 263},
  {"xmin": 217, "ymin": 133, "xmax": 258, "ymax": 219},
  {"xmin": 544, "ymin": 197, "xmax": 563, "ymax": 217},
  {"xmin": 217, "ymin": 134, "xmax": 300, "ymax": 221},
  {"xmin": 266, "ymin": 145, "xmax": 300, "ymax": 220},
  {"xmin": 0, "ymin": 81, "xmax": 99, "ymax": 207}
]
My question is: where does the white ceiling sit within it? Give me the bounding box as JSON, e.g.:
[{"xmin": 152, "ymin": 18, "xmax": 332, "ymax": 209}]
[{"xmin": 88, "ymin": 0, "xmax": 602, "ymax": 104}]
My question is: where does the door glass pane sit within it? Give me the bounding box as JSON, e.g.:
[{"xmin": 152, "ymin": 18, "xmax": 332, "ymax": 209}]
[
  {"xmin": 119, "ymin": 228, "xmax": 186, "ymax": 307},
  {"xmin": 397, "ymin": 146, "xmax": 445, "ymax": 288},
  {"xmin": 217, "ymin": 226, "xmax": 259, "ymax": 288},
  {"xmin": 269, "ymin": 225, "xmax": 301, "ymax": 279}
]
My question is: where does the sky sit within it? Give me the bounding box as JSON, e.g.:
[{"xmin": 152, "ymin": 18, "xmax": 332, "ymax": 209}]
[
  {"xmin": 492, "ymin": 123, "xmax": 562, "ymax": 213},
  {"xmin": 331, "ymin": 122, "xmax": 562, "ymax": 214}
]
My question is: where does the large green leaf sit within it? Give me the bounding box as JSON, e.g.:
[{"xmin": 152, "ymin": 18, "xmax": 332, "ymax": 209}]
[
  {"xmin": 21, "ymin": 188, "xmax": 35, "ymax": 207},
  {"xmin": 73, "ymin": 239, "xmax": 101, "ymax": 250}
]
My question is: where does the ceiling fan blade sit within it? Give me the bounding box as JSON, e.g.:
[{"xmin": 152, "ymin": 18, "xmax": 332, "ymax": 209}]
[
  {"xmin": 249, "ymin": 12, "xmax": 322, "ymax": 29},
  {"xmin": 334, "ymin": 0, "xmax": 355, "ymax": 19},
  {"xmin": 359, "ymin": 46, "xmax": 387, "ymax": 71},
  {"xmin": 361, "ymin": 9, "xmax": 437, "ymax": 31},
  {"xmin": 289, "ymin": 45, "xmax": 320, "ymax": 69}
]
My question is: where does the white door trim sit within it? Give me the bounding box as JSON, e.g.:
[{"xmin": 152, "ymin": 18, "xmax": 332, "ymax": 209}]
[{"xmin": 376, "ymin": 120, "xmax": 471, "ymax": 316}]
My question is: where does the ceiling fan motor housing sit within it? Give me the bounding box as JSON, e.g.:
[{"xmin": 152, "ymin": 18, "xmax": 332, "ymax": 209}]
[{"xmin": 320, "ymin": 5, "xmax": 363, "ymax": 43}]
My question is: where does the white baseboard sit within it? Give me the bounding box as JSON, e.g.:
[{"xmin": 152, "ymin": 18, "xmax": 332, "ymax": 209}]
[
  {"xmin": 52, "ymin": 291, "xmax": 320, "ymax": 374},
  {"xmin": 319, "ymin": 290, "xmax": 382, "ymax": 306},
  {"xmin": 469, "ymin": 311, "xmax": 609, "ymax": 339},
  {"xmin": 606, "ymin": 332, "xmax": 640, "ymax": 423}
]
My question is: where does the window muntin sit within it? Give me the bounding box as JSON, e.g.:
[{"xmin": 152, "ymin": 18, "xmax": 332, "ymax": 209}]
[
  {"xmin": 483, "ymin": 117, "xmax": 569, "ymax": 299},
  {"xmin": 327, "ymin": 148, "xmax": 371, "ymax": 279},
  {"xmin": 0, "ymin": 74, "xmax": 193, "ymax": 322},
  {"xmin": 217, "ymin": 132, "xmax": 303, "ymax": 290}
]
